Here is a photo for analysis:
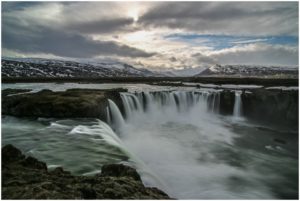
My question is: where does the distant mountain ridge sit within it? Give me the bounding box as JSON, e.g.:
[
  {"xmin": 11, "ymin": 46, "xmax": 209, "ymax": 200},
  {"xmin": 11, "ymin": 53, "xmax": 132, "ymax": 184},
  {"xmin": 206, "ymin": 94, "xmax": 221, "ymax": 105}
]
[
  {"xmin": 154, "ymin": 66, "xmax": 206, "ymax": 77},
  {"xmin": 1, "ymin": 58, "xmax": 161, "ymax": 77},
  {"xmin": 196, "ymin": 64, "xmax": 298, "ymax": 78},
  {"xmin": 2, "ymin": 58, "xmax": 298, "ymax": 78}
]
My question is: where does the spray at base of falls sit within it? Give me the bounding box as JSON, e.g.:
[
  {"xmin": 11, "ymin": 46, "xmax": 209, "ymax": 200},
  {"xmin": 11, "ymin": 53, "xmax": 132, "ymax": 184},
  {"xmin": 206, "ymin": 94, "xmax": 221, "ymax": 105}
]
[{"xmin": 68, "ymin": 119, "xmax": 168, "ymax": 190}]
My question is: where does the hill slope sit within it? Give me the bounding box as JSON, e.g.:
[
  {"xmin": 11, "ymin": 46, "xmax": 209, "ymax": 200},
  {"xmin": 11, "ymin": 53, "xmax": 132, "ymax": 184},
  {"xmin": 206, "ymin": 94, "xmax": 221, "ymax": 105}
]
[
  {"xmin": 196, "ymin": 64, "xmax": 298, "ymax": 78},
  {"xmin": 1, "ymin": 58, "xmax": 161, "ymax": 77}
]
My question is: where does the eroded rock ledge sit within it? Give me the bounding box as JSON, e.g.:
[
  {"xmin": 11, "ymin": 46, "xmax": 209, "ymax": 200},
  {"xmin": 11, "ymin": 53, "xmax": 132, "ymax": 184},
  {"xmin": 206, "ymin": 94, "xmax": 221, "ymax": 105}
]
[
  {"xmin": 219, "ymin": 89, "xmax": 298, "ymax": 128},
  {"xmin": 2, "ymin": 144, "xmax": 171, "ymax": 199},
  {"xmin": 2, "ymin": 88, "xmax": 126, "ymax": 121}
]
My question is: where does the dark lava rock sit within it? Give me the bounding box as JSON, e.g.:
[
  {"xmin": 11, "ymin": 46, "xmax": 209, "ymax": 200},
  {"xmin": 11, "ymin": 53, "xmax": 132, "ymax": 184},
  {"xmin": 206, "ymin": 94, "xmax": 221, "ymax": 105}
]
[
  {"xmin": 219, "ymin": 90, "xmax": 235, "ymax": 115},
  {"xmin": 101, "ymin": 163, "xmax": 142, "ymax": 182},
  {"xmin": 2, "ymin": 144, "xmax": 25, "ymax": 163},
  {"xmin": 21, "ymin": 156, "xmax": 47, "ymax": 170},
  {"xmin": 217, "ymin": 89, "xmax": 298, "ymax": 128},
  {"xmin": 79, "ymin": 187, "xmax": 97, "ymax": 199},
  {"xmin": 242, "ymin": 89, "xmax": 298, "ymax": 128},
  {"xmin": 2, "ymin": 144, "xmax": 171, "ymax": 199},
  {"xmin": 2, "ymin": 88, "xmax": 127, "ymax": 121}
]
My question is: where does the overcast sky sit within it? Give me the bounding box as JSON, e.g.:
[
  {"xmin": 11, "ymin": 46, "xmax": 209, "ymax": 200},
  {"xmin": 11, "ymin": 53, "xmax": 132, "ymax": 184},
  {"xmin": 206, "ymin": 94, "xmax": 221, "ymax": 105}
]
[{"xmin": 2, "ymin": 1, "xmax": 299, "ymax": 70}]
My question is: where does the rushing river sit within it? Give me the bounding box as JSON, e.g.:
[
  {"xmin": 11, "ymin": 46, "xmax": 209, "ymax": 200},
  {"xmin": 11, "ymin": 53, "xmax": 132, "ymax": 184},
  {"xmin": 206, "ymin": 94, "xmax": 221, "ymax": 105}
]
[{"xmin": 2, "ymin": 83, "xmax": 298, "ymax": 199}]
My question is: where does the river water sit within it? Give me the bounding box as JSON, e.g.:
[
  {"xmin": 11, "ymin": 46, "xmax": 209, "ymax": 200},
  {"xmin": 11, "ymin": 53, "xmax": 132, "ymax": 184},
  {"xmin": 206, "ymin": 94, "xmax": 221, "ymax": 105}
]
[{"xmin": 2, "ymin": 83, "xmax": 298, "ymax": 199}]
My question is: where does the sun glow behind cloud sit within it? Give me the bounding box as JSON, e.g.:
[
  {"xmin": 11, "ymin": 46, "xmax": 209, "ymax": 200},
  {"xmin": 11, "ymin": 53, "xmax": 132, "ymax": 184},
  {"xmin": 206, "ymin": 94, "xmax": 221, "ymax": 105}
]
[
  {"xmin": 127, "ymin": 7, "xmax": 139, "ymax": 22},
  {"xmin": 124, "ymin": 30, "xmax": 148, "ymax": 42}
]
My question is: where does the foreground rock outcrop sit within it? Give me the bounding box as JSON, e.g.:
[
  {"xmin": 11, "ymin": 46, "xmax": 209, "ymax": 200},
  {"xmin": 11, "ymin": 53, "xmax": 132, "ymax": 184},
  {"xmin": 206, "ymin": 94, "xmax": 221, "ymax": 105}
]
[
  {"xmin": 2, "ymin": 144, "xmax": 171, "ymax": 199},
  {"xmin": 2, "ymin": 88, "xmax": 126, "ymax": 121}
]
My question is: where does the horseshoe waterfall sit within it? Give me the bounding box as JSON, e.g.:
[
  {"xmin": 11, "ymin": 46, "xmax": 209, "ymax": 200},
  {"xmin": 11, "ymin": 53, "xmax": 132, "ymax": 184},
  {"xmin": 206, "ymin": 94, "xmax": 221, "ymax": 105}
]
[
  {"xmin": 2, "ymin": 84, "xmax": 298, "ymax": 199},
  {"xmin": 104, "ymin": 89, "xmax": 297, "ymax": 199}
]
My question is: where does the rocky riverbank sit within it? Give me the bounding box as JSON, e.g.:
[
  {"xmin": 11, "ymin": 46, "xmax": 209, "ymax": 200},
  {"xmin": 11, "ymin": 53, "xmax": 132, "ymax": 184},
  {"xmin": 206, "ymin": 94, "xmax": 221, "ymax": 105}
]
[
  {"xmin": 2, "ymin": 87, "xmax": 298, "ymax": 128},
  {"xmin": 2, "ymin": 144, "xmax": 171, "ymax": 199},
  {"xmin": 2, "ymin": 88, "xmax": 126, "ymax": 120}
]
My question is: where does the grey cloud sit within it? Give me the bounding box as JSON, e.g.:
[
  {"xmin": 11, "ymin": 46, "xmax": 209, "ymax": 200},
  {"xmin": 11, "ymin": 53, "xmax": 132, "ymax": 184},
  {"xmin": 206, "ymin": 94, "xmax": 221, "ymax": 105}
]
[
  {"xmin": 142, "ymin": 2, "xmax": 294, "ymax": 20},
  {"xmin": 139, "ymin": 2, "xmax": 298, "ymax": 36},
  {"xmin": 2, "ymin": 17, "xmax": 155, "ymax": 58},
  {"xmin": 192, "ymin": 53, "xmax": 217, "ymax": 65},
  {"xmin": 58, "ymin": 2, "xmax": 144, "ymax": 34},
  {"xmin": 2, "ymin": 1, "xmax": 298, "ymax": 67},
  {"xmin": 211, "ymin": 44, "xmax": 298, "ymax": 66},
  {"xmin": 66, "ymin": 18, "xmax": 137, "ymax": 34},
  {"xmin": 169, "ymin": 57, "xmax": 177, "ymax": 62},
  {"xmin": 2, "ymin": 2, "xmax": 42, "ymax": 12}
]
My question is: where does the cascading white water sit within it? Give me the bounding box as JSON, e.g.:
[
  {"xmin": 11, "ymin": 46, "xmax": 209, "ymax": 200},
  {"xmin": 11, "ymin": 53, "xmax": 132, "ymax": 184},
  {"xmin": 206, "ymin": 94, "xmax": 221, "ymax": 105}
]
[
  {"xmin": 111, "ymin": 90, "xmax": 221, "ymax": 123},
  {"xmin": 211, "ymin": 92, "xmax": 220, "ymax": 113},
  {"xmin": 107, "ymin": 99, "xmax": 125, "ymax": 131},
  {"xmin": 120, "ymin": 93, "xmax": 144, "ymax": 119},
  {"xmin": 233, "ymin": 91, "xmax": 243, "ymax": 117},
  {"xmin": 106, "ymin": 106, "xmax": 111, "ymax": 125},
  {"xmin": 68, "ymin": 119, "xmax": 168, "ymax": 188}
]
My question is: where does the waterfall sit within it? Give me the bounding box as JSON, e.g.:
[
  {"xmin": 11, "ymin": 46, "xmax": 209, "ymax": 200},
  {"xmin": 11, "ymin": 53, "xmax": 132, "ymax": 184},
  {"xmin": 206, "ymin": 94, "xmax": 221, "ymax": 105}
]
[
  {"xmin": 107, "ymin": 90, "xmax": 223, "ymax": 133},
  {"xmin": 143, "ymin": 92, "xmax": 154, "ymax": 112},
  {"xmin": 107, "ymin": 99, "xmax": 125, "ymax": 131},
  {"xmin": 115, "ymin": 91, "xmax": 220, "ymax": 121},
  {"xmin": 106, "ymin": 106, "xmax": 111, "ymax": 125},
  {"xmin": 214, "ymin": 93, "xmax": 220, "ymax": 113},
  {"xmin": 207, "ymin": 92, "xmax": 220, "ymax": 113},
  {"xmin": 233, "ymin": 91, "xmax": 243, "ymax": 117}
]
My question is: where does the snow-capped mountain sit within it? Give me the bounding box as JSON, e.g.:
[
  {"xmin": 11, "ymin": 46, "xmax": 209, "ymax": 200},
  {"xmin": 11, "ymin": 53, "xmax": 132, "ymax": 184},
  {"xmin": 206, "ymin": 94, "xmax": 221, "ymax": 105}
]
[
  {"xmin": 196, "ymin": 64, "xmax": 298, "ymax": 78},
  {"xmin": 1, "ymin": 58, "xmax": 161, "ymax": 77},
  {"xmin": 2, "ymin": 58, "xmax": 298, "ymax": 78}
]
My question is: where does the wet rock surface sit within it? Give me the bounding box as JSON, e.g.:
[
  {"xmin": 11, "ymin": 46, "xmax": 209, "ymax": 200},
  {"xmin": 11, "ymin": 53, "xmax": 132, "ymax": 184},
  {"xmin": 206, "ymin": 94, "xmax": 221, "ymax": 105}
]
[
  {"xmin": 219, "ymin": 90, "xmax": 235, "ymax": 115},
  {"xmin": 216, "ymin": 89, "xmax": 298, "ymax": 128},
  {"xmin": 2, "ymin": 88, "xmax": 126, "ymax": 121},
  {"xmin": 2, "ymin": 144, "xmax": 171, "ymax": 199},
  {"xmin": 242, "ymin": 89, "xmax": 298, "ymax": 128}
]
